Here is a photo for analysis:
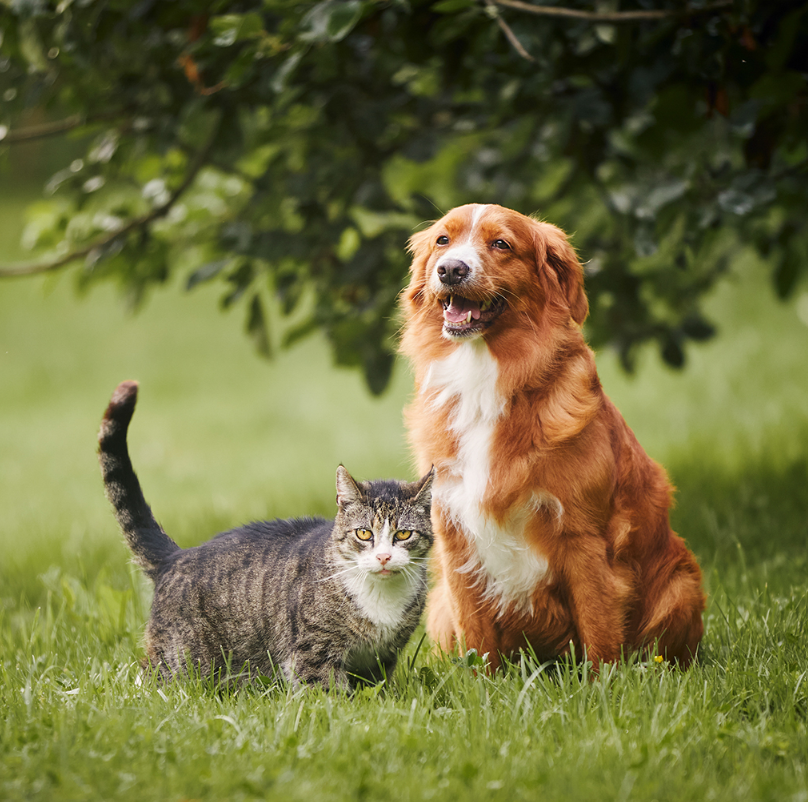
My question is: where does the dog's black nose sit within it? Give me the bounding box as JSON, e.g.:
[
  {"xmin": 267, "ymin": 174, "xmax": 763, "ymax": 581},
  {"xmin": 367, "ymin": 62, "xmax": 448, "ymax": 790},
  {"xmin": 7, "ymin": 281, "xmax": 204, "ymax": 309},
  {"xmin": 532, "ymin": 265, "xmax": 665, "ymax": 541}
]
[{"xmin": 437, "ymin": 259, "xmax": 470, "ymax": 285}]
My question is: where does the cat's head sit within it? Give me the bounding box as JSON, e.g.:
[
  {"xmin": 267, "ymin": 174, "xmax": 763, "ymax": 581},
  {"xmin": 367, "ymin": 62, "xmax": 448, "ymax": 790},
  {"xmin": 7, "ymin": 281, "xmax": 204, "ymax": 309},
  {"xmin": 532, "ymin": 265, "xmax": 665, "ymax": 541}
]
[{"xmin": 332, "ymin": 466, "xmax": 435, "ymax": 582}]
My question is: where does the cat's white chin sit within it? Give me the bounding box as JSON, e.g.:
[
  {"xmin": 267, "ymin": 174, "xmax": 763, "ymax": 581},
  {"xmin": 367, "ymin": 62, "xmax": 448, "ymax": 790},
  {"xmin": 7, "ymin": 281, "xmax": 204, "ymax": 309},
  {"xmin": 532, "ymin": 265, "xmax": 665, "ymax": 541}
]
[
  {"xmin": 372, "ymin": 568, "xmax": 396, "ymax": 579},
  {"xmin": 351, "ymin": 570, "xmax": 422, "ymax": 629}
]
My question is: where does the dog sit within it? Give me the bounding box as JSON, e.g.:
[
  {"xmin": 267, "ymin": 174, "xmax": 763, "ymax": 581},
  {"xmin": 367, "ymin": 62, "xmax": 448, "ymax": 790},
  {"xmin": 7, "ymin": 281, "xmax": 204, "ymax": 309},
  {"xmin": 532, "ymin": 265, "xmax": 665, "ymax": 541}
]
[{"xmin": 400, "ymin": 203, "xmax": 705, "ymax": 670}]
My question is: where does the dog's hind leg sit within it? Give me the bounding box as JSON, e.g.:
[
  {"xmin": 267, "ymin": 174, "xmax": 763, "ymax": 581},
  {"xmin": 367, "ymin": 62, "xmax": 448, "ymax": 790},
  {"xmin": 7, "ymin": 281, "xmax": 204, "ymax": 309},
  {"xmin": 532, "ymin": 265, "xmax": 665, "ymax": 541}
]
[
  {"xmin": 560, "ymin": 536, "xmax": 636, "ymax": 665},
  {"xmin": 637, "ymin": 559, "xmax": 705, "ymax": 667}
]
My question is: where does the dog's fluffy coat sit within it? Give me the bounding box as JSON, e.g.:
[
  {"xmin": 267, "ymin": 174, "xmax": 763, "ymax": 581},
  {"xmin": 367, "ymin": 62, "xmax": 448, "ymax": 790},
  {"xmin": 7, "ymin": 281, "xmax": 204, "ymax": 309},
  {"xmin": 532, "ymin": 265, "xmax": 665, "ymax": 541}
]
[{"xmin": 401, "ymin": 203, "xmax": 705, "ymax": 669}]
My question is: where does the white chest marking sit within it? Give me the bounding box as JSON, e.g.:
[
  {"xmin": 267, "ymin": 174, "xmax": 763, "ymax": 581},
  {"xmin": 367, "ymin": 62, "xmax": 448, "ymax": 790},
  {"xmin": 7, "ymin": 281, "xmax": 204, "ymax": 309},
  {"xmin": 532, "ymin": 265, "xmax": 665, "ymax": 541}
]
[
  {"xmin": 349, "ymin": 573, "xmax": 421, "ymax": 631},
  {"xmin": 424, "ymin": 342, "xmax": 553, "ymax": 616}
]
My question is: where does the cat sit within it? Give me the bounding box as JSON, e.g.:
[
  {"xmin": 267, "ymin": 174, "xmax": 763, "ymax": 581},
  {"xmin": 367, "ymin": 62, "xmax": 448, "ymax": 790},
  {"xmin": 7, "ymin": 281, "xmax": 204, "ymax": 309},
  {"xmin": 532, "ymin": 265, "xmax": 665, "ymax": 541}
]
[{"xmin": 97, "ymin": 380, "xmax": 434, "ymax": 690}]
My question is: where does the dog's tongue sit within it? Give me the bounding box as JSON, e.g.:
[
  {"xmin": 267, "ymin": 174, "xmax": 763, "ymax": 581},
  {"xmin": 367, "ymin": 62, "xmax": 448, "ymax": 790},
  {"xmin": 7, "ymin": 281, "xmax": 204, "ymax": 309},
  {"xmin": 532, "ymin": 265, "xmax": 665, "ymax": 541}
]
[{"xmin": 444, "ymin": 296, "xmax": 481, "ymax": 323}]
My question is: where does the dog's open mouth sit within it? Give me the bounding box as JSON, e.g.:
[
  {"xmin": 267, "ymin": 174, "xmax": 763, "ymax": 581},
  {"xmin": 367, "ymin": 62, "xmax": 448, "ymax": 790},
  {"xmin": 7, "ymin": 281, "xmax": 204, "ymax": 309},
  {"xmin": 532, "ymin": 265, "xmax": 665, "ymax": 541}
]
[{"xmin": 441, "ymin": 294, "xmax": 505, "ymax": 337}]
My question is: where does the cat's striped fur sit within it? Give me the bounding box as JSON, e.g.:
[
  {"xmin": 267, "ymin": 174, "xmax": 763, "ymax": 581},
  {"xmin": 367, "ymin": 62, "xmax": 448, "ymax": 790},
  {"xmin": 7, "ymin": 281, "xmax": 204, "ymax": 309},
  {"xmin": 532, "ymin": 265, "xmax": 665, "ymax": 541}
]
[{"xmin": 98, "ymin": 381, "xmax": 434, "ymax": 690}]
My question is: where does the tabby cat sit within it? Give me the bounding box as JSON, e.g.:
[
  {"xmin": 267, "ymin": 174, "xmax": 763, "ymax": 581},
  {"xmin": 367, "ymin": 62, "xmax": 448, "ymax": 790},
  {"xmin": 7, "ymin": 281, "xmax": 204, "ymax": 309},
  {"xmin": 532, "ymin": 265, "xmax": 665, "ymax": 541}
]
[{"xmin": 98, "ymin": 381, "xmax": 434, "ymax": 690}]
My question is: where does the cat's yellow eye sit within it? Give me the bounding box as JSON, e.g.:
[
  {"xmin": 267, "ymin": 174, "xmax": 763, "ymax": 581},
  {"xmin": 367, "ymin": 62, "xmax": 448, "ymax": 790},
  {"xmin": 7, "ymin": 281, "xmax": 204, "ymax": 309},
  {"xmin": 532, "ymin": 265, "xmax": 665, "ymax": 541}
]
[
  {"xmin": 394, "ymin": 530, "xmax": 413, "ymax": 541},
  {"xmin": 355, "ymin": 529, "xmax": 373, "ymax": 541}
]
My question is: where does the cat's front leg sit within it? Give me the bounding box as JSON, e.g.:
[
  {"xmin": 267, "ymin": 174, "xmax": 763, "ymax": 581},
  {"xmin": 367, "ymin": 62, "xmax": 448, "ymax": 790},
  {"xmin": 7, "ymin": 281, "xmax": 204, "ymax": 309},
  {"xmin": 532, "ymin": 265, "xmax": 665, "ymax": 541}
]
[{"xmin": 281, "ymin": 654, "xmax": 351, "ymax": 692}]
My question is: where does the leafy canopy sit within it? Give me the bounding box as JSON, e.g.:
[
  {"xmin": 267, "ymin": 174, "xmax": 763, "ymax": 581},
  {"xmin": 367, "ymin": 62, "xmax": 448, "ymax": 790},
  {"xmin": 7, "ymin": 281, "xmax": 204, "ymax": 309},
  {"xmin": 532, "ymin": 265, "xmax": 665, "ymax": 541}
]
[{"xmin": 1, "ymin": 0, "xmax": 806, "ymax": 392}]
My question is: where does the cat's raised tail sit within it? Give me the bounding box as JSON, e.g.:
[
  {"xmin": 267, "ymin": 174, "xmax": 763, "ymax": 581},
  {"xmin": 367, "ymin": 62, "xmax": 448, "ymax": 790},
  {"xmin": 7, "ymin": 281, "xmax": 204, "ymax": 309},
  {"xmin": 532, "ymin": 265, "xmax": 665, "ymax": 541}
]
[{"xmin": 98, "ymin": 381, "xmax": 179, "ymax": 581}]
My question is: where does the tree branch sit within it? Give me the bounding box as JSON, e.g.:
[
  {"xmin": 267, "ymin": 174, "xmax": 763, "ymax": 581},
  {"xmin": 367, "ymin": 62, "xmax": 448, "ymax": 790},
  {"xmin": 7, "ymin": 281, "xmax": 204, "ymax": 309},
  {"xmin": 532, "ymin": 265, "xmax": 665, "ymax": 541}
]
[
  {"xmin": 486, "ymin": 1, "xmax": 537, "ymax": 62},
  {"xmin": 0, "ymin": 112, "xmax": 127, "ymax": 145},
  {"xmin": 489, "ymin": 0, "xmax": 734, "ymax": 24},
  {"xmin": 0, "ymin": 112, "xmax": 222, "ymax": 279}
]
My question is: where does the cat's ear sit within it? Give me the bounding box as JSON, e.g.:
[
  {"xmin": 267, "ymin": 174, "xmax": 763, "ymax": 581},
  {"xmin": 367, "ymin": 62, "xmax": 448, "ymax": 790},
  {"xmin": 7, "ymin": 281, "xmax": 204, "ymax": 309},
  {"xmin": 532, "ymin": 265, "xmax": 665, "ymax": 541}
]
[
  {"xmin": 409, "ymin": 466, "xmax": 435, "ymax": 511},
  {"xmin": 336, "ymin": 465, "xmax": 364, "ymax": 509}
]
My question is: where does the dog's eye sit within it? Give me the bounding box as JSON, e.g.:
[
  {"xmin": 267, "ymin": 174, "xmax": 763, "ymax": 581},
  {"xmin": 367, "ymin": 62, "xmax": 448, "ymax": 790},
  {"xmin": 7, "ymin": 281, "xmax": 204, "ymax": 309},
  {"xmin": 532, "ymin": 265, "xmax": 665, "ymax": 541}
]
[
  {"xmin": 492, "ymin": 239, "xmax": 511, "ymax": 250},
  {"xmin": 436, "ymin": 235, "xmax": 450, "ymax": 246}
]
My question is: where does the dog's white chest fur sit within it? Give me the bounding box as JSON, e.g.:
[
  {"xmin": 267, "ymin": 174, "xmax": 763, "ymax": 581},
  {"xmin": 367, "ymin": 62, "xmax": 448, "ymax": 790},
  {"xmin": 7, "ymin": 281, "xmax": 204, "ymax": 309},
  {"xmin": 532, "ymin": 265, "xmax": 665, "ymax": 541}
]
[{"xmin": 423, "ymin": 342, "xmax": 551, "ymax": 616}]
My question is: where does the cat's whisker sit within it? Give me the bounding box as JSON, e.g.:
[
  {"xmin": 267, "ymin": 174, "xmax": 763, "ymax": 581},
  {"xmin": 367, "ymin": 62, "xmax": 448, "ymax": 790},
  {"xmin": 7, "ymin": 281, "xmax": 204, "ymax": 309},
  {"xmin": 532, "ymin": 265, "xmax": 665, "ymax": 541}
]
[
  {"xmin": 319, "ymin": 563, "xmax": 363, "ymax": 583},
  {"xmin": 395, "ymin": 564, "xmax": 425, "ymax": 587}
]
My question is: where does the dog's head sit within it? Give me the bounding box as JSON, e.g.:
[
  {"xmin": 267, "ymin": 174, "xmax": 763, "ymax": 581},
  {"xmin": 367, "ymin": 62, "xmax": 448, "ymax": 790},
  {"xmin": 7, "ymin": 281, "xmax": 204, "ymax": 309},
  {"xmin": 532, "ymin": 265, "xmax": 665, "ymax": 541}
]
[{"xmin": 404, "ymin": 204, "xmax": 588, "ymax": 342}]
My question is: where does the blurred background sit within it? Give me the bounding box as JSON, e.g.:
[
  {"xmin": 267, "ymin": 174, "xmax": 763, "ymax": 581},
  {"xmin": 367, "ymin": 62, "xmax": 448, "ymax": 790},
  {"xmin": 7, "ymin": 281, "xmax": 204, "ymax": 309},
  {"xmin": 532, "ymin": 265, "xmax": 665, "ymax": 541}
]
[{"xmin": 1, "ymin": 2, "xmax": 807, "ymax": 610}]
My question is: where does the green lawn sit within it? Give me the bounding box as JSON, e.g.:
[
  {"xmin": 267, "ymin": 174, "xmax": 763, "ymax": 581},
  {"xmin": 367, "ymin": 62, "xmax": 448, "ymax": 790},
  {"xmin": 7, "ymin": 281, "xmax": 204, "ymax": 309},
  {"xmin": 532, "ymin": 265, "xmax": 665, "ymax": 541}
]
[{"xmin": 1, "ymin": 194, "xmax": 807, "ymax": 800}]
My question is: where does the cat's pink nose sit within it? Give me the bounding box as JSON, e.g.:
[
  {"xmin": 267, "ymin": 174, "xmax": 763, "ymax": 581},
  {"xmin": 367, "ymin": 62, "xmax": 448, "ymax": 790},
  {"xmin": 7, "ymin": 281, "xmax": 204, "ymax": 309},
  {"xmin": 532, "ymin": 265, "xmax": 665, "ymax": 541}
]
[{"xmin": 376, "ymin": 552, "xmax": 391, "ymax": 566}]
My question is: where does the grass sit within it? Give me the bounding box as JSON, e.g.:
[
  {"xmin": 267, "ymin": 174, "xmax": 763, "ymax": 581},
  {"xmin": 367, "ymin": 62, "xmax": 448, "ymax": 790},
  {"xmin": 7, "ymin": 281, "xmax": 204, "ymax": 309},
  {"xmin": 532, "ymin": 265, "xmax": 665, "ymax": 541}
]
[{"xmin": 1, "ymin": 188, "xmax": 807, "ymax": 800}]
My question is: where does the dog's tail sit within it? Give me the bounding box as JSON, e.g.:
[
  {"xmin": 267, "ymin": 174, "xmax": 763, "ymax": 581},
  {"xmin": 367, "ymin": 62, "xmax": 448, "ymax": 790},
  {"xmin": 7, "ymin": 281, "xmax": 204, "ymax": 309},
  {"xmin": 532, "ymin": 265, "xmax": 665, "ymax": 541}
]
[{"xmin": 98, "ymin": 381, "xmax": 180, "ymax": 581}]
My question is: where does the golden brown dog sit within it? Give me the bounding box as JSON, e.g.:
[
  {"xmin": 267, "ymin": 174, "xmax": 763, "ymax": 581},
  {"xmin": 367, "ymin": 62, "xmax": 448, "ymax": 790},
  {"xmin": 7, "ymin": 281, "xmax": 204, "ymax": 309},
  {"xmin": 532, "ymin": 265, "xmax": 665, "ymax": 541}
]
[{"xmin": 400, "ymin": 203, "xmax": 705, "ymax": 670}]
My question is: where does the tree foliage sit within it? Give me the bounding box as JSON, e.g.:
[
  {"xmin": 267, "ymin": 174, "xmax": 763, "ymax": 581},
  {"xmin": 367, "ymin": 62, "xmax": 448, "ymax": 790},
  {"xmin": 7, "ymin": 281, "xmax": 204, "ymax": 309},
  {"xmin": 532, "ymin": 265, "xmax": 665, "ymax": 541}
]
[{"xmin": 1, "ymin": 0, "xmax": 806, "ymax": 392}]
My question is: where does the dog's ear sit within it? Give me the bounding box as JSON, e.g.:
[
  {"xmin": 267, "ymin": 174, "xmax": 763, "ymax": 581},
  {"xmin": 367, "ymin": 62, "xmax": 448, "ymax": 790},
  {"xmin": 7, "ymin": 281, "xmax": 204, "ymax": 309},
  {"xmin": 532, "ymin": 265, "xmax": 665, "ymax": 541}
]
[
  {"xmin": 406, "ymin": 227, "xmax": 434, "ymax": 262},
  {"xmin": 534, "ymin": 222, "xmax": 588, "ymax": 325},
  {"xmin": 403, "ymin": 225, "xmax": 435, "ymax": 310}
]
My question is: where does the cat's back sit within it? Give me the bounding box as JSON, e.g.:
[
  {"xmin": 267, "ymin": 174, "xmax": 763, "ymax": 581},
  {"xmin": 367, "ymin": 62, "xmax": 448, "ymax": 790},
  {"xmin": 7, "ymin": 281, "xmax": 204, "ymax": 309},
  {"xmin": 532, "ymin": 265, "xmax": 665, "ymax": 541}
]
[
  {"xmin": 215, "ymin": 515, "xmax": 332, "ymax": 549},
  {"xmin": 146, "ymin": 515, "xmax": 336, "ymax": 662},
  {"xmin": 160, "ymin": 515, "xmax": 333, "ymax": 578}
]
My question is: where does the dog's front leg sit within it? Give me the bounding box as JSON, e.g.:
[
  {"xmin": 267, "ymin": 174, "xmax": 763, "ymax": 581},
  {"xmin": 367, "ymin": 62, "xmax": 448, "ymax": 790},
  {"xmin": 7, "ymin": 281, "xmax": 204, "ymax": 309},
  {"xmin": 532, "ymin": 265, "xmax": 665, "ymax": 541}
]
[{"xmin": 425, "ymin": 517, "xmax": 510, "ymax": 669}]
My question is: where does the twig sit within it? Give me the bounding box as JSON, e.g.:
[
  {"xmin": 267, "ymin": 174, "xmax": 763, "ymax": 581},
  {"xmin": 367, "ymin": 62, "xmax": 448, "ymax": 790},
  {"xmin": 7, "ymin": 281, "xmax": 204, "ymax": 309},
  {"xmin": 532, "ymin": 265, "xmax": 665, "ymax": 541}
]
[
  {"xmin": 0, "ymin": 112, "xmax": 222, "ymax": 279},
  {"xmin": 489, "ymin": 0, "xmax": 734, "ymax": 24},
  {"xmin": 0, "ymin": 112, "xmax": 126, "ymax": 145},
  {"xmin": 487, "ymin": 1, "xmax": 537, "ymax": 62}
]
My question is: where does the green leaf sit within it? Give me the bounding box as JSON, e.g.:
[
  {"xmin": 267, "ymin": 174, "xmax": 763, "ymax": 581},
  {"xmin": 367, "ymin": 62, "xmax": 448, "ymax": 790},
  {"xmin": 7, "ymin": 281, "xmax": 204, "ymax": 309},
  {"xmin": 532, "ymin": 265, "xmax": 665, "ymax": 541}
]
[
  {"xmin": 661, "ymin": 334, "xmax": 685, "ymax": 369},
  {"xmin": 363, "ymin": 348, "xmax": 394, "ymax": 397},
  {"xmin": 749, "ymin": 71, "xmax": 806, "ymax": 110},
  {"xmin": 210, "ymin": 13, "xmax": 266, "ymax": 47},
  {"xmin": 246, "ymin": 293, "xmax": 272, "ymax": 358},
  {"xmin": 299, "ymin": 1, "xmax": 364, "ymax": 43},
  {"xmin": 336, "ymin": 227, "xmax": 361, "ymax": 261},
  {"xmin": 774, "ymin": 246, "xmax": 801, "ymax": 300},
  {"xmin": 282, "ymin": 317, "xmax": 319, "ymax": 349},
  {"xmin": 221, "ymin": 261, "xmax": 255, "ymax": 309},
  {"xmin": 681, "ymin": 315, "xmax": 716, "ymax": 342},
  {"xmin": 350, "ymin": 207, "xmax": 417, "ymax": 239},
  {"xmin": 186, "ymin": 260, "xmax": 230, "ymax": 291},
  {"xmin": 636, "ymin": 179, "xmax": 689, "ymax": 218},
  {"xmin": 270, "ymin": 50, "xmax": 303, "ymax": 93},
  {"xmin": 432, "ymin": 0, "xmax": 476, "ymax": 12}
]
